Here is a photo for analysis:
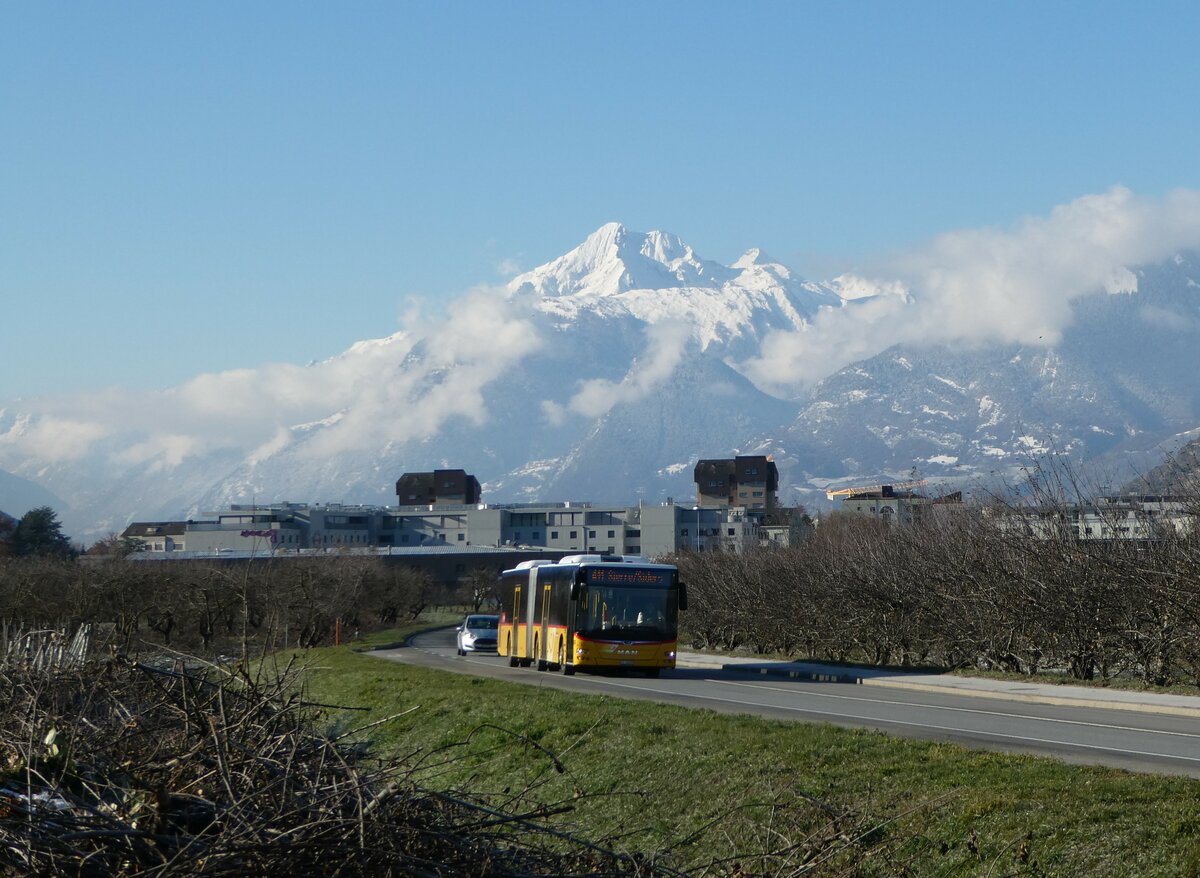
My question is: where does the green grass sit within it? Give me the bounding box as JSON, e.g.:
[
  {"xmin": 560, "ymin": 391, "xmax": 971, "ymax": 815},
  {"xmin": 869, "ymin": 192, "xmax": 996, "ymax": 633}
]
[
  {"xmin": 292, "ymin": 637, "xmax": 1200, "ymax": 876},
  {"xmin": 346, "ymin": 611, "xmax": 464, "ymax": 650}
]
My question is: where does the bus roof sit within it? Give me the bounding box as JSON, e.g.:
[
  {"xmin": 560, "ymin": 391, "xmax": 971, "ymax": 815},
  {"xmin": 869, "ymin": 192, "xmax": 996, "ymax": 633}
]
[
  {"xmin": 512, "ymin": 559, "xmax": 556, "ymax": 570},
  {"xmin": 557, "ymin": 553, "xmax": 653, "ymax": 565},
  {"xmin": 501, "ymin": 554, "xmax": 676, "ymax": 576}
]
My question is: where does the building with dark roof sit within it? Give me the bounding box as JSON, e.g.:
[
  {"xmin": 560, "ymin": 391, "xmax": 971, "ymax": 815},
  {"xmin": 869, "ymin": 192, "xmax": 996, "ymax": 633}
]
[
  {"xmin": 693, "ymin": 456, "xmax": 778, "ymax": 510},
  {"xmin": 395, "ymin": 469, "xmax": 481, "ymax": 506}
]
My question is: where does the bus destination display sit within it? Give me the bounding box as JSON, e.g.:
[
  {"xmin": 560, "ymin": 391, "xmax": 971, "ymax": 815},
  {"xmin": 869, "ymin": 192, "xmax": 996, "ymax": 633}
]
[{"xmin": 587, "ymin": 567, "xmax": 672, "ymax": 588}]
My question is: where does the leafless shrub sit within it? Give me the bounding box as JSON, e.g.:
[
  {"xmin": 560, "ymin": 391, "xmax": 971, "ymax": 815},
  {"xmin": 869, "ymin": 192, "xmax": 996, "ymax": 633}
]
[
  {"xmin": 0, "ymin": 655, "xmax": 687, "ymax": 877},
  {"xmin": 0, "ymin": 654, "xmax": 923, "ymax": 877},
  {"xmin": 678, "ymin": 449, "xmax": 1200, "ymax": 687}
]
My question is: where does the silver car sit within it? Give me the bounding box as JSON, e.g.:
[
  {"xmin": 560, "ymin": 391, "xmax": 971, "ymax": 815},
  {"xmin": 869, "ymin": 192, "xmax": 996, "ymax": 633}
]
[{"xmin": 456, "ymin": 614, "xmax": 499, "ymax": 655}]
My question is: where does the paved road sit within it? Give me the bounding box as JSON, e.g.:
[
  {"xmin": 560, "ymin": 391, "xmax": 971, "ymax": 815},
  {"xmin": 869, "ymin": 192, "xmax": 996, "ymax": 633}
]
[{"xmin": 371, "ymin": 628, "xmax": 1200, "ymax": 778}]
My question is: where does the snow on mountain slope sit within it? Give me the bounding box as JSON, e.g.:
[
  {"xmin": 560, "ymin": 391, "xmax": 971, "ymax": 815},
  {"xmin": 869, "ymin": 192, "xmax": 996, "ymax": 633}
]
[
  {"xmin": 510, "ymin": 222, "xmax": 735, "ymax": 298},
  {"xmin": 756, "ymin": 255, "xmax": 1200, "ymax": 506},
  {"xmin": 190, "ymin": 225, "xmax": 851, "ymax": 519},
  {"xmin": 3, "ymin": 221, "xmax": 1200, "ymax": 540},
  {"xmin": 511, "ymin": 223, "xmax": 845, "ymax": 360},
  {"xmin": 534, "ymin": 353, "xmax": 796, "ymax": 504}
]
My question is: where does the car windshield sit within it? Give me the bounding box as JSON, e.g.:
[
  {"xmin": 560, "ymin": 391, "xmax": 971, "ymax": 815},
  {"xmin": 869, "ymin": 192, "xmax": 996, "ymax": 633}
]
[{"xmin": 466, "ymin": 616, "xmax": 498, "ymax": 630}]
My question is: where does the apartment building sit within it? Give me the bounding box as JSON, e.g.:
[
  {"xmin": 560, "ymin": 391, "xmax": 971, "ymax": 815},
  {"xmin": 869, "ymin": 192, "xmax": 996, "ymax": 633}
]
[
  {"xmin": 694, "ymin": 456, "xmax": 779, "ymax": 510},
  {"xmin": 395, "ymin": 469, "xmax": 481, "ymax": 506}
]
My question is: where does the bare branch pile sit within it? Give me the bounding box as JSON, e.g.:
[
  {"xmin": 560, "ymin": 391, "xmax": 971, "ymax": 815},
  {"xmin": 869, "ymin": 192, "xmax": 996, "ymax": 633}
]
[{"xmin": 0, "ymin": 657, "xmax": 674, "ymax": 877}]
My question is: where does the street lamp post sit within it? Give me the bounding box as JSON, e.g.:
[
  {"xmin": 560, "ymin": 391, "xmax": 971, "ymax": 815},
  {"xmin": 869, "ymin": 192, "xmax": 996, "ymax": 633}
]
[{"xmin": 692, "ymin": 506, "xmax": 700, "ymax": 552}]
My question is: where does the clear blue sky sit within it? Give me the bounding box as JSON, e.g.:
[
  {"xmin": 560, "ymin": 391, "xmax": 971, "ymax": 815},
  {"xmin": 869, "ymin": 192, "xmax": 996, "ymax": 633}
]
[{"xmin": 3, "ymin": 1, "xmax": 1199, "ymax": 399}]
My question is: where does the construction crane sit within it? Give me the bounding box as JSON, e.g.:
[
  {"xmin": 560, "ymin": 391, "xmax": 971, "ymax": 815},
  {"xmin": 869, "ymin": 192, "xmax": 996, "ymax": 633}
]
[{"xmin": 825, "ymin": 479, "xmax": 927, "ymax": 500}]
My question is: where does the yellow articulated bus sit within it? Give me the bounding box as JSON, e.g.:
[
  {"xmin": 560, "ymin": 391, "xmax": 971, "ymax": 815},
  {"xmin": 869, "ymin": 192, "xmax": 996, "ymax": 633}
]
[{"xmin": 498, "ymin": 554, "xmax": 687, "ymax": 677}]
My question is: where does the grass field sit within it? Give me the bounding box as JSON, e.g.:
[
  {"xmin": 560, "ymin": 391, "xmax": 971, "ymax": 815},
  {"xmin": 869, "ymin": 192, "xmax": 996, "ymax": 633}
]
[{"xmin": 294, "ymin": 627, "xmax": 1200, "ymax": 876}]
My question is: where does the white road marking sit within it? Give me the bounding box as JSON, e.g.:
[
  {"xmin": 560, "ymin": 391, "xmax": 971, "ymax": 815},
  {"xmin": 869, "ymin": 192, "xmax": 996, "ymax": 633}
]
[
  {"xmin": 587, "ymin": 678, "xmax": 1200, "ymax": 765},
  {"xmin": 706, "ymin": 678, "xmax": 1200, "ymax": 740},
  {"xmin": 409, "ymin": 643, "xmax": 1200, "ymax": 765}
]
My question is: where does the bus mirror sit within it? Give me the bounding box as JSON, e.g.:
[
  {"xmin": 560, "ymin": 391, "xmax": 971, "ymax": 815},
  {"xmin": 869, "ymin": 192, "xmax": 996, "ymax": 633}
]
[{"xmin": 678, "ymin": 581, "xmax": 688, "ymax": 611}]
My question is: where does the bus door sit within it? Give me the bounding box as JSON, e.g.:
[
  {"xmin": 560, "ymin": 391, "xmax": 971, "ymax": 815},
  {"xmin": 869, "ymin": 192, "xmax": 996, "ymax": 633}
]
[
  {"xmin": 540, "ymin": 581, "xmax": 552, "ymax": 664},
  {"xmin": 511, "ymin": 586, "xmax": 522, "ymax": 658},
  {"xmin": 524, "ymin": 571, "xmax": 538, "ymax": 660}
]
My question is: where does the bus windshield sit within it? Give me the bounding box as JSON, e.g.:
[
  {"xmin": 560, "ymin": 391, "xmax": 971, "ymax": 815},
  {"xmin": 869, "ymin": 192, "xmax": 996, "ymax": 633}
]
[{"xmin": 575, "ymin": 568, "xmax": 678, "ymax": 642}]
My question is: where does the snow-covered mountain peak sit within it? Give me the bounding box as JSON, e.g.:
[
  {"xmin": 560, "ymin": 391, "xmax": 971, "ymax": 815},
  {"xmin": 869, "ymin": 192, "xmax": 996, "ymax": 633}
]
[
  {"xmin": 732, "ymin": 247, "xmax": 774, "ymax": 269},
  {"xmin": 639, "ymin": 229, "xmax": 689, "ymax": 264},
  {"xmin": 503, "ymin": 223, "xmax": 848, "ymax": 357},
  {"xmin": 509, "ymin": 223, "xmax": 733, "ymax": 300}
]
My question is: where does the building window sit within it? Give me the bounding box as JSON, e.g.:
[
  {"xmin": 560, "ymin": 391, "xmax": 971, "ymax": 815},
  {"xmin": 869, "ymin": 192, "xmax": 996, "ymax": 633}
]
[
  {"xmin": 728, "ymin": 528, "xmax": 735, "ymax": 536},
  {"xmin": 457, "ymin": 533, "xmax": 465, "ymax": 541},
  {"xmin": 607, "ymin": 530, "xmax": 615, "ymax": 538},
  {"xmin": 588, "ymin": 530, "xmax": 596, "ymax": 539},
  {"xmin": 681, "ymin": 528, "xmax": 689, "ymax": 537},
  {"xmin": 551, "ymin": 531, "xmax": 559, "ymax": 539},
  {"xmin": 570, "ymin": 530, "xmax": 577, "ymax": 539},
  {"xmin": 607, "ymin": 546, "xmax": 615, "ymax": 554},
  {"xmin": 629, "ymin": 545, "xmax": 640, "ymax": 553}
]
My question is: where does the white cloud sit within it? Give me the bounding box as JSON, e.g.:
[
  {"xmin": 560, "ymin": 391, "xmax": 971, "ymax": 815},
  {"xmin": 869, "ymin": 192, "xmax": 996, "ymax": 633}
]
[
  {"xmin": 0, "ymin": 285, "xmax": 544, "ymax": 471},
  {"xmin": 114, "ymin": 434, "xmax": 200, "ymax": 474},
  {"xmin": 565, "ymin": 321, "xmax": 690, "ymax": 418},
  {"xmin": 540, "ymin": 400, "xmax": 567, "ymax": 427},
  {"xmin": 6, "ymin": 186, "xmax": 1200, "ymax": 478},
  {"xmin": 497, "ymin": 257, "xmax": 522, "ymax": 276},
  {"xmin": 0, "ymin": 416, "xmax": 107, "ymax": 463},
  {"xmin": 744, "ymin": 186, "xmax": 1200, "ymax": 395},
  {"xmin": 296, "ymin": 284, "xmax": 542, "ymax": 458}
]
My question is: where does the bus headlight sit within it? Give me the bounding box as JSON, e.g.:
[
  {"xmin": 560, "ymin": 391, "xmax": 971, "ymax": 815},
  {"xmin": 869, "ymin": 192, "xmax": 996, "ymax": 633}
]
[{"xmin": 667, "ymin": 651, "xmax": 676, "ymax": 659}]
